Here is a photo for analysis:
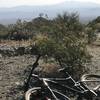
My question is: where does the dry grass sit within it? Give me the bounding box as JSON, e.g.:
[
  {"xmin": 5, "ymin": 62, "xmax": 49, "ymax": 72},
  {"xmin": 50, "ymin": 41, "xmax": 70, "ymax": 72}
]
[{"xmin": 0, "ymin": 40, "xmax": 32, "ymax": 47}]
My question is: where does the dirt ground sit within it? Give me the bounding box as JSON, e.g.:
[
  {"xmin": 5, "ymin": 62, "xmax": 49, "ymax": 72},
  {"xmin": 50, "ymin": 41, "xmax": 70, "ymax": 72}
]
[
  {"xmin": 0, "ymin": 55, "xmax": 35, "ymax": 100},
  {"xmin": 0, "ymin": 45, "xmax": 100, "ymax": 100},
  {"xmin": 87, "ymin": 45, "xmax": 100, "ymax": 74}
]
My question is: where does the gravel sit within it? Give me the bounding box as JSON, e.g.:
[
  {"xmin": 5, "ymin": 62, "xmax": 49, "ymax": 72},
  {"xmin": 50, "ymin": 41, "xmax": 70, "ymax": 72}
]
[{"xmin": 0, "ymin": 55, "xmax": 35, "ymax": 100}]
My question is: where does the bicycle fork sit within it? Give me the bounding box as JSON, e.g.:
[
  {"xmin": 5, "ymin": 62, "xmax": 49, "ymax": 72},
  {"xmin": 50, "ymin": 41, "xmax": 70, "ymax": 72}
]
[{"xmin": 43, "ymin": 79, "xmax": 58, "ymax": 100}]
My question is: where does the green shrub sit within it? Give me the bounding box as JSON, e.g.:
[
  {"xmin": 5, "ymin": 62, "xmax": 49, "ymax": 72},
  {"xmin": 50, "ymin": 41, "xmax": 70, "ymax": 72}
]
[{"xmin": 31, "ymin": 12, "xmax": 91, "ymax": 79}]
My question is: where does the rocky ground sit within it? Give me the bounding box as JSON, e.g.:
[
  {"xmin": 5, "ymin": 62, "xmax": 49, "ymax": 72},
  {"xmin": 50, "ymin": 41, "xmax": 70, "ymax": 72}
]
[
  {"xmin": 87, "ymin": 45, "xmax": 100, "ymax": 74},
  {"xmin": 0, "ymin": 55, "xmax": 35, "ymax": 100},
  {"xmin": 0, "ymin": 42, "xmax": 100, "ymax": 100}
]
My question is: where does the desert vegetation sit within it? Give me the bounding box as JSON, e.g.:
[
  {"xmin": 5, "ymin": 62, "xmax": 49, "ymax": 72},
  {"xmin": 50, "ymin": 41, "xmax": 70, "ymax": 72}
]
[
  {"xmin": 0, "ymin": 12, "xmax": 100, "ymax": 99},
  {"xmin": 0, "ymin": 12, "xmax": 98, "ymax": 75},
  {"xmin": 0, "ymin": 12, "xmax": 100, "ymax": 77}
]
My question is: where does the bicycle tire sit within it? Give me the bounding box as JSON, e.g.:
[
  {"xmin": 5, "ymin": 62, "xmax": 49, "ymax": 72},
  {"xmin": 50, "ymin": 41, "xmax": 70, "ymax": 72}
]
[
  {"xmin": 81, "ymin": 74, "xmax": 100, "ymax": 90},
  {"xmin": 25, "ymin": 87, "xmax": 70, "ymax": 100}
]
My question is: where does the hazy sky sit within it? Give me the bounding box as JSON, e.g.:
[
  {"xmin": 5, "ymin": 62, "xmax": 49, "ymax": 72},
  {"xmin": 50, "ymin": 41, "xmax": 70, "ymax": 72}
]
[{"xmin": 0, "ymin": 0, "xmax": 100, "ymax": 8}]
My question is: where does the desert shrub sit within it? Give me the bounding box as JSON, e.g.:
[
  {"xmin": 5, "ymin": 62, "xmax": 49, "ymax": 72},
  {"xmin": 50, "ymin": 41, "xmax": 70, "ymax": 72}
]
[
  {"xmin": 85, "ymin": 27, "xmax": 96, "ymax": 44},
  {"xmin": 7, "ymin": 19, "xmax": 36, "ymax": 40},
  {"xmin": 86, "ymin": 16, "xmax": 100, "ymax": 43},
  {"xmin": 30, "ymin": 12, "xmax": 91, "ymax": 79},
  {"xmin": 0, "ymin": 24, "xmax": 8, "ymax": 39},
  {"xmin": 32, "ymin": 35, "xmax": 90, "ymax": 79}
]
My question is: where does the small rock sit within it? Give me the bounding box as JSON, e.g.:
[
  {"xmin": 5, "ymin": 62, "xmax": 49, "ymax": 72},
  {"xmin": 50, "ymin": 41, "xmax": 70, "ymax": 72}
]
[
  {"xmin": 0, "ymin": 76, "xmax": 2, "ymax": 80},
  {"xmin": 15, "ymin": 82, "xmax": 20, "ymax": 85},
  {"xmin": 0, "ymin": 54, "xmax": 2, "ymax": 58}
]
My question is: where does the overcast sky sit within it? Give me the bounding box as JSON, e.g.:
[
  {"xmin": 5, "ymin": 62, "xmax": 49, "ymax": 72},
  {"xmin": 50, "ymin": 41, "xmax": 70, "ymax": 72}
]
[{"xmin": 0, "ymin": 0, "xmax": 100, "ymax": 8}]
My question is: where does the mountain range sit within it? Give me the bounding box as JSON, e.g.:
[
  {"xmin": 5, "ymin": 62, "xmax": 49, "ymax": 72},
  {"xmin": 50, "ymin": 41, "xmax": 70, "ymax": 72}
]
[{"xmin": 0, "ymin": 1, "xmax": 100, "ymax": 25}]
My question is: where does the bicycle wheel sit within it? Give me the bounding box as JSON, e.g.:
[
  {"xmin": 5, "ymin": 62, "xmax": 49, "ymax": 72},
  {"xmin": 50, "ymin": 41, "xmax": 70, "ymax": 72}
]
[
  {"xmin": 81, "ymin": 74, "xmax": 100, "ymax": 89},
  {"xmin": 25, "ymin": 87, "xmax": 70, "ymax": 100}
]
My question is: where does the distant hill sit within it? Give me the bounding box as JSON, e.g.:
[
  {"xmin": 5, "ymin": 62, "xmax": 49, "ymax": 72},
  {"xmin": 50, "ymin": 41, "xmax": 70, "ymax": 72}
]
[{"xmin": 0, "ymin": 1, "xmax": 100, "ymax": 25}]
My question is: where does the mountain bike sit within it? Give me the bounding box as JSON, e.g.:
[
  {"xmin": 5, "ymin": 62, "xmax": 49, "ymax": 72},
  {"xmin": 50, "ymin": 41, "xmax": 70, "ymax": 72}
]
[{"xmin": 24, "ymin": 55, "xmax": 100, "ymax": 100}]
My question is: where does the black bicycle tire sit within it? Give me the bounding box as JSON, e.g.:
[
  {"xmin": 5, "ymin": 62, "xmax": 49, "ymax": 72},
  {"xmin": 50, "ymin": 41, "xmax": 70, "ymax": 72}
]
[{"xmin": 25, "ymin": 87, "xmax": 70, "ymax": 100}]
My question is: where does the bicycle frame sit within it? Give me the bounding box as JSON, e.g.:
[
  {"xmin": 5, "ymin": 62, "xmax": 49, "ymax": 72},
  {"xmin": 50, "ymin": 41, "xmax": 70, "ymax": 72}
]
[
  {"xmin": 25, "ymin": 74, "xmax": 71, "ymax": 100},
  {"xmin": 30, "ymin": 74, "xmax": 99, "ymax": 99},
  {"xmin": 24, "ymin": 55, "xmax": 100, "ymax": 99}
]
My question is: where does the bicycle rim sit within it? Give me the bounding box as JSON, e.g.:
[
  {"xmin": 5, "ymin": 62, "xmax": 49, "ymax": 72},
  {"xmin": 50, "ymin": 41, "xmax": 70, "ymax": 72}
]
[{"xmin": 25, "ymin": 87, "xmax": 70, "ymax": 100}]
